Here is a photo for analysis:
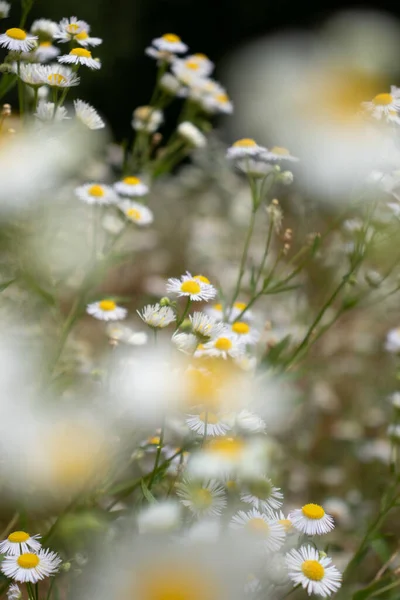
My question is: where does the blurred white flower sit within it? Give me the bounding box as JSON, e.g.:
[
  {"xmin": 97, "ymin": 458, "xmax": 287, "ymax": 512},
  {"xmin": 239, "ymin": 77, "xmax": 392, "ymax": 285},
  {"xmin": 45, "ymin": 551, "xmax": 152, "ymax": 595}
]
[{"xmin": 137, "ymin": 501, "xmax": 181, "ymax": 534}]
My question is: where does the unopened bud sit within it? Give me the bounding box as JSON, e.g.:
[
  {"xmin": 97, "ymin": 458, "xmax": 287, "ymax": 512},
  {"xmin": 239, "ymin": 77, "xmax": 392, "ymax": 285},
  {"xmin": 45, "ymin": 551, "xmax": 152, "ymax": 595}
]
[
  {"xmin": 272, "ymin": 198, "xmax": 279, "ymax": 206},
  {"xmin": 159, "ymin": 297, "xmax": 172, "ymax": 307},
  {"xmin": 283, "ymin": 228, "xmax": 292, "ymax": 242},
  {"xmin": 61, "ymin": 562, "xmax": 72, "ymax": 572},
  {"xmin": 283, "ymin": 243, "xmax": 291, "ymax": 255},
  {"xmin": 2, "ymin": 103, "xmax": 11, "ymax": 117},
  {"xmin": 279, "ymin": 171, "xmax": 294, "ymax": 185}
]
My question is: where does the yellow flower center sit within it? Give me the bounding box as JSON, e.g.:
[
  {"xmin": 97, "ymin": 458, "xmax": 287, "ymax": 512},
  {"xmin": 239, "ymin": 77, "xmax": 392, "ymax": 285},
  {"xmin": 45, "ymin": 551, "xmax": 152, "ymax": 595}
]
[
  {"xmin": 232, "ymin": 322, "xmax": 250, "ymax": 335},
  {"xmin": 185, "ymin": 61, "xmax": 200, "ymax": 70},
  {"xmin": 47, "ymin": 73, "xmax": 67, "ymax": 86},
  {"xmin": 301, "ymin": 560, "xmax": 325, "ymax": 581},
  {"xmin": 180, "ymin": 281, "xmax": 201, "ymax": 295},
  {"xmin": 123, "ymin": 176, "xmax": 140, "ymax": 185},
  {"xmin": 40, "ymin": 41, "xmax": 51, "ymax": 47},
  {"xmin": 193, "ymin": 53, "xmax": 208, "ymax": 60},
  {"xmin": 216, "ymin": 94, "xmax": 229, "ymax": 103},
  {"xmin": 372, "ymin": 93, "xmax": 393, "ymax": 106},
  {"xmin": 215, "ymin": 337, "xmax": 232, "ymax": 351},
  {"xmin": 246, "ymin": 518, "xmax": 269, "ymax": 535},
  {"xmin": 302, "ymin": 503, "xmax": 325, "ymax": 520},
  {"xmin": 76, "ymin": 31, "xmax": 89, "ymax": 41},
  {"xmin": 233, "ymin": 138, "xmax": 257, "ymax": 148},
  {"xmin": 194, "ymin": 275, "xmax": 210, "ymax": 284},
  {"xmin": 234, "ymin": 302, "xmax": 247, "ymax": 310},
  {"xmin": 192, "ymin": 488, "xmax": 213, "ymax": 508},
  {"xmin": 279, "ymin": 519, "xmax": 292, "ymax": 531},
  {"xmin": 147, "ymin": 435, "xmax": 161, "ymax": 445},
  {"xmin": 99, "ymin": 300, "xmax": 117, "ymax": 311},
  {"xmin": 17, "ymin": 554, "xmax": 40, "ymax": 569},
  {"xmin": 136, "ymin": 564, "xmax": 218, "ymax": 600},
  {"xmin": 162, "ymin": 34, "xmax": 181, "ymax": 43},
  {"xmin": 213, "ymin": 303, "xmax": 222, "ymax": 311},
  {"xmin": 88, "ymin": 184, "xmax": 105, "ymax": 197},
  {"xmin": 8, "ymin": 531, "xmax": 30, "ymax": 543},
  {"xmin": 270, "ymin": 146, "xmax": 290, "ymax": 155},
  {"xmin": 199, "ymin": 411, "xmax": 219, "ymax": 424},
  {"xmin": 6, "ymin": 28, "xmax": 27, "ymax": 40},
  {"xmin": 127, "ymin": 208, "xmax": 141, "ymax": 221},
  {"xmin": 207, "ymin": 437, "xmax": 244, "ymax": 457},
  {"xmin": 66, "ymin": 23, "xmax": 81, "ymax": 33},
  {"xmin": 70, "ymin": 48, "xmax": 92, "ymax": 58}
]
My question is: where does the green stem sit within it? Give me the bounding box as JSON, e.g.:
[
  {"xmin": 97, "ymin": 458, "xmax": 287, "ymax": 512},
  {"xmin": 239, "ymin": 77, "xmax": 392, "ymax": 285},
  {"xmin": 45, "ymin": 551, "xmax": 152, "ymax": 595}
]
[
  {"xmin": 17, "ymin": 60, "xmax": 24, "ymax": 118},
  {"xmin": 230, "ymin": 207, "xmax": 257, "ymax": 309},
  {"xmin": 254, "ymin": 218, "xmax": 274, "ymax": 291},
  {"xmin": 45, "ymin": 578, "xmax": 56, "ymax": 600},
  {"xmin": 147, "ymin": 426, "xmax": 165, "ymax": 491},
  {"xmin": 175, "ymin": 297, "xmax": 192, "ymax": 329}
]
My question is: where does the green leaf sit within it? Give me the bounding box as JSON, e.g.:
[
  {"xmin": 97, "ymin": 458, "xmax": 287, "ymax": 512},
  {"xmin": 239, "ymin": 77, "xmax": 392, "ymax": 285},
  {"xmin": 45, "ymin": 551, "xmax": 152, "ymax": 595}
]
[
  {"xmin": 0, "ymin": 278, "xmax": 15, "ymax": 292},
  {"xmin": 352, "ymin": 578, "xmax": 400, "ymax": 600},
  {"xmin": 141, "ymin": 479, "xmax": 157, "ymax": 504}
]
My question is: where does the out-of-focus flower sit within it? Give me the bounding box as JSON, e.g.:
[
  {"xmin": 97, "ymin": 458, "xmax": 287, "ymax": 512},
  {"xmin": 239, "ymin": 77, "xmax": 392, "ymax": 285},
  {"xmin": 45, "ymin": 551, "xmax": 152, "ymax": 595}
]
[
  {"xmin": 87, "ymin": 300, "xmax": 127, "ymax": 321},
  {"xmin": 189, "ymin": 312, "xmax": 224, "ymax": 339},
  {"xmin": 285, "ymin": 546, "xmax": 342, "ymax": 597},
  {"xmin": 34, "ymin": 100, "xmax": 69, "ymax": 122},
  {"xmin": 32, "ymin": 42, "xmax": 60, "ymax": 61},
  {"xmin": 59, "ymin": 48, "xmax": 101, "ymax": 69},
  {"xmin": 1, "ymin": 549, "xmax": 62, "ymax": 583},
  {"xmin": 361, "ymin": 86, "xmax": 400, "ymax": 122},
  {"xmin": 75, "ymin": 183, "xmax": 117, "ymax": 205},
  {"xmin": 0, "ymin": 2, "xmax": 11, "ymax": 19},
  {"xmin": 54, "ymin": 17, "xmax": 89, "ymax": 42},
  {"xmin": 240, "ymin": 477, "xmax": 283, "ymax": 512},
  {"xmin": 106, "ymin": 323, "xmax": 148, "ymax": 346},
  {"xmin": 0, "ymin": 27, "xmax": 37, "ymax": 52},
  {"xmin": 119, "ymin": 200, "xmax": 154, "ymax": 226},
  {"xmin": 137, "ymin": 303, "xmax": 176, "ymax": 328},
  {"xmin": 261, "ymin": 146, "xmax": 299, "ymax": 162},
  {"xmin": 289, "ymin": 504, "xmax": 335, "ymax": 535},
  {"xmin": 230, "ymin": 509, "xmax": 286, "ymax": 552},
  {"xmin": 160, "ymin": 72, "xmax": 183, "ymax": 95},
  {"xmin": 178, "ymin": 122, "xmax": 207, "ymax": 148},
  {"xmin": 114, "ymin": 176, "xmax": 149, "ymax": 197},
  {"xmin": 151, "ymin": 33, "xmax": 188, "ymax": 54},
  {"xmin": 227, "ymin": 138, "xmax": 267, "ymax": 160},
  {"xmin": 137, "ymin": 501, "xmax": 181, "ymax": 534},
  {"xmin": 172, "ymin": 331, "xmax": 198, "ymax": 354},
  {"xmin": 195, "ymin": 332, "xmax": 245, "ymax": 359},
  {"xmin": 43, "ymin": 64, "xmax": 80, "ymax": 88},
  {"xmin": 186, "ymin": 411, "xmax": 231, "ymax": 436},
  {"xmin": 0, "ymin": 532, "xmax": 41, "ymax": 556},
  {"xmin": 30, "ymin": 19, "xmax": 59, "ymax": 40},
  {"xmin": 385, "ymin": 327, "xmax": 400, "ymax": 352},
  {"xmin": 74, "ymin": 99, "xmax": 105, "ymax": 129},
  {"xmin": 176, "ymin": 479, "xmax": 227, "ymax": 518},
  {"xmin": 6, "ymin": 584, "xmax": 21, "ymax": 600},
  {"xmin": 132, "ymin": 106, "xmax": 163, "ymax": 133}
]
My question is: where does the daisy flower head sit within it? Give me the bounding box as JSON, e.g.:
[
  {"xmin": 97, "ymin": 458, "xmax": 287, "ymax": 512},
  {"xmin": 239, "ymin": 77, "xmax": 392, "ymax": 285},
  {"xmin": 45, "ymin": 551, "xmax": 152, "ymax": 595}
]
[
  {"xmin": 86, "ymin": 299, "xmax": 128, "ymax": 321},
  {"xmin": 0, "ymin": 28, "xmax": 37, "ymax": 52},
  {"xmin": 166, "ymin": 272, "xmax": 217, "ymax": 302},
  {"xmin": 19, "ymin": 63, "xmax": 47, "ymax": 87},
  {"xmin": 362, "ymin": 87, "xmax": 400, "ymax": 122},
  {"xmin": 7, "ymin": 584, "xmax": 21, "ymax": 600},
  {"xmin": 178, "ymin": 121, "xmax": 207, "ymax": 148},
  {"xmin": 43, "ymin": 64, "xmax": 80, "ymax": 88},
  {"xmin": 234, "ymin": 409, "xmax": 266, "ymax": 433},
  {"xmin": 229, "ymin": 321, "xmax": 259, "ymax": 345},
  {"xmin": 34, "ymin": 101, "xmax": 68, "ymax": 123},
  {"xmin": 30, "ymin": 19, "xmax": 59, "ymax": 41},
  {"xmin": 268, "ymin": 510, "xmax": 294, "ymax": 534},
  {"xmin": 172, "ymin": 331, "xmax": 199, "ymax": 354},
  {"xmin": 202, "ymin": 90, "xmax": 234, "ymax": 115},
  {"xmin": 236, "ymin": 157, "xmax": 275, "ymax": 178},
  {"xmin": 189, "ymin": 312, "xmax": 225, "ymax": 340},
  {"xmin": 54, "ymin": 17, "xmax": 89, "ymax": 42},
  {"xmin": 74, "ymin": 99, "xmax": 105, "ymax": 129},
  {"xmin": 186, "ymin": 411, "xmax": 231, "ymax": 437},
  {"xmin": 240, "ymin": 477, "xmax": 284, "ymax": 512},
  {"xmin": 285, "ymin": 545, "xmax": 342, "ymax": 597},
  {"xmin": 137, "ymin": 303, "xmax": 176, "ymax": 328},
  {"xmin": 120, "ymin": 200, "xmax": 154, "ymax": 226},
  {"xmin": 58, "ymin": 47, "xmax": 101, "ymax": 70},
  {"xmin": 172, "ymin": 57, "xmax": 206, "ymax": 86},
  {"xmin": 74, "ymin": 30, "xmax": 102, "ymax": 47},
  {"xmin": 289, "ymin": 503, "xmax": 334, "ymax": 536},
  {"xmin": 0, "ymin": 2, "xmax": 10, "ymax": 19},
  {"xmin": 0, "ymin": 531, "xmax": 41, "ymax": 556},
  {"xmin": 196, "ymin": 332, "xmax": 244, "ymax": 360},
  {"xmin": 262, "ymin": 146, "xmax": 299, "ymax": 162},
  {"xmin": 33, "ymin": 42, "xmax": 60, "ymax": 62},
  {"xmin": 1, "ymin": 548, "xmax": 62, "ymax": 583},
  {"xmin": 385, "ymin": 327, "xmax": 400, "ymax": 353},
  {"xmin": 114, "ymin": 176, "xmax": 149, "ymax": 197},
  {"xmin": 75, "ymin": 183, "xmax": 117, "ymax": 206},
  {"xmin": 160, "ymin": 72, "xmax": 184, "ymax": 96},
  {"xmin": 151, "ymin": 33, "xmax": 188, "ymax": 54},
  {"xmin": 131, "ymin": 105, "xmax": 163, "ymax": 133},
  {"xmin": 226, "ymin": 138, "xmax": 267, "ymax": 160},
  {"xmin": 176, "ymin": 479, "xmax": 227, "ymax": 518},
  {"xmin": 230, "ymin": 509, "xmax": 286, "ymax": 552},
  {"xmin": 230, "ymin": 301, "xmax": 254, "ymax": 322}
]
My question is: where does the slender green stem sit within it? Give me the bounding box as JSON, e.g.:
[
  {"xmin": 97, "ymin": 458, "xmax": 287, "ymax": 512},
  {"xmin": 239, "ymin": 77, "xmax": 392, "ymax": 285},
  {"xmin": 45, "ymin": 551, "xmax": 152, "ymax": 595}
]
[
  {"xmin": 0, "ymin": 511, "xmax": 19, "ymax": 538},
  {"xmin": 17, "ymin": 60, "xmax": 25, "ymax": 118},
  {"xmin": 45, "ymin": 578, "xmax": 56, "ymax": 600},
  {"xmin": 254, "ymin": 218, "xmax": 274, "ymax": 291},
  {"xmin": 175, "ymin": 297, "xmax": 192, "ymax": 329},
  {"xmin": 147, "ymin": 426, "xmax": 165, "ymax": 491},
  {"xmin": 230, "ymin": 208, "xmax": 257, "ymax": 309}
]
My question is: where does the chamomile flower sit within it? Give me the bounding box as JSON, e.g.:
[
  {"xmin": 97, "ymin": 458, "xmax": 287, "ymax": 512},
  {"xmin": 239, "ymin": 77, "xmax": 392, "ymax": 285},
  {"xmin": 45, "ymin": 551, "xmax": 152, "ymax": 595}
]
[
  {"xmin": 176, "ymin": 479, "xmax": 227, "ymax": 518},
  {"xmin": 74, "ymin": 99, "xmax": 105, "ymax": 129},
  {"xmin": 0, "ymin": 532, "xmax": 41, "ymax": 556},
  {"xmin": 145, "ymin": 46, "xmax": 176, "ymax": 63},
  {"xmin": 75, "ymin": 183, "xmax": 117, "ymax": 206},
  {"xmin": 58, "ymin": 48, "xmax": 101, "ymax": 70},
  {"xmin": 0, "ymin": 28, "xmax": 37, "ymax": 52},
  {"xmin": 202, "ymin": 91, "xmax": 234, "ymax": 114},
  {"xmin": 7, "ymin": 584, "xmax": 21, "ymax": 600},
  {"xmin": 229, "ymin": 321, "xmax": 259, "ymax": 345},
  {"xmin": 160, "ymin": 73, "xmax": 184, "ymax": 96},
  {"xmin": 137, "ymin": 303, "xmax": 176, "ymax": 328},
  {"xmin": 189, "ymin": 312, "xmax": 224, "ymax": 339},
  {"xmin": 285, "ymin": 546, "xmax": 342, "ymax": 597},
  {"xmin": 131, "ymin": 106, "xmax": 163, "ymax": 133},
  {"xmin": 196, "ymin": 333, "xmax": 244, "ymax": 359},
  {"xmin": 234, "ymin": 409, "xmax": 266, "ymax": 433},
  {"xmin": 236, "ymin": 157, "xmax": 275, "ymax": 178},
  {"xmin": 172, "ymin": 331, "xmax": 199, "ymax": 354},
  {"xmin": 119, "ymin": 200, "xmax": 154, "ymax": 226},
  {"xmin": 40, "ymin": 64, "xmax": 79, "ymax": 89},
  {"xmin": 114, "ymin": 176, "xmax": 149, "ymax": 197},
  {"xmin": 227, "ymin": 139, "xmax": 267, "ymax": 160},
  {"xmin": 172, "ymin": 57, "xmax": 205, "ymax": 86},
  {"xmin": 289, "ymin": 504, "xmax": 334, "ymax": 536},
  {"xmin": 362, "ymin": 87, "xmax": 400, "ymax": 121},
  {"xmin": 240, "ymin": 477, "xmax": 284, "ymax": 512},
  {"xmin": 186, "ymin": 411, "xmax": 231, "ymax": 436},
  {"xmin": 178, "ymin": 122, "xmax": 207, "ymax": 148},
  {"xmin": 0, "ymin": 2, "xmax": 10, "ymax": 19},
  {"xmin": 74, "ymin": 30, "xmax": 102, "ymax": 47},
  {"xmin": 1, "ymin": 549, "xmax": 62, "ymax": 583},
  {"xmin": 262, "ymin": 146, "xmax": 299, "ymax": 162},
  {"xmin": 230, "ymin": 509, "xmax": 286, "ymax": 552},
  {"xmin": 54, "ymin": 17, "xmax": 89, "ymax": 42},
  {"xmin": 86, "ymin": 300, "xmax": 128, "ymax": 322},
  {"xmin": 268, "ymin": 511, "xmax": 294, "ymax": 533},
  {"xmin": 151, "ymin": 33, "xmax": 188, "ymax": 54},
  {"xmin": 34, "ymin": 101, "xmax": 68, "ymax": 122},
  {"xmin": 187, "ymin": 53, "xmax": 215, "ymax": 76},
  {"xmin": 19, "ymin": 63, "xmax": 47, "ymax": 87},
  {"xmin": 30, "ymin": 19, "xmax": 59, "ymax": 40},
  {"xmin": 166, "ymin": 272, "xmax": 217, "ymax": 302},
  {"xmin": 33, "ymin": 42, "xmax": 60, "ymax": 62}
]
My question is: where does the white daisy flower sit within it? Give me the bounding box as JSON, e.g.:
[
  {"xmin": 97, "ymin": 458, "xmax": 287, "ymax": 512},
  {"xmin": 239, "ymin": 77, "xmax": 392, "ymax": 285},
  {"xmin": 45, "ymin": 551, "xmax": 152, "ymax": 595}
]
[
  {"xmin": 187, "ymin": 53, "xmax": 214, "ymax": 76},
  {"xmin": 33, "ymin": 42, "xmax": 60, "ymax": 62},
  {"xmin": 74, "ymin": 31, "xmax": 102, "ymax": 47},
  {"xmin": 172, "ymin": 56, "xmax": 212, "ymax": 85},
  {"xmin": 166, "ymin": 272, "xmax": 217, "ymax": 302},
  {"xmin": 86, "ymin": 300, "xmax": 128, "ymax": 321},
  {"xmin": 189, "ymin": 312, "xmax": 224, "ymax": 339},
  {"xmin": 285, "ymin": 545, "xmax": 342, "ymax": 597},
  {"xmin": 1, "ymin": 549, "xmax": 62, "ymax": 583},
  {"xmin": 151, "ymin": 33, "xmax": 188, "ymax": 54},
  {"xmin": 196, "ymin": 332, "xmax": 244, "ymax": 359},
  {"xmin": 0, "ymin": 2, "xmax": 10, "ymax": 19},
  {"xmin": 74, "ymin": 99, "xmax": 105, "ymax": 129},
  {"xmin": 172, "ymin": 331, "xmax": 198, "ymax": 354},
  {"xmin": 178, "ymin": 122, "xmax": 207, "ymax": 148},
  {"xmin": 229, "ymin": 321, "xmax": 259, "ymax": 345},
  {"xmin": 75, "ymin": 183, "xmax": 117, "ymax": 206},
  {"xmin": 362, "ymin": 87, "xmax": 400, "ymax": 122},
  {"xmin": 58, "ymin": 48, "xmax": 101, "ymax": 70},
  {"xmin": 19, "ymin": 63, "xmax": 47, "ymax": 87},
  {"xmin": 261, "ymin": 146, "xmax": 299, "ymax": 162},
  {"xmin": 268, "ymin": 510, "xmax": 294, "ymax": 533},
  {"xmin": 385, "ymin": 327, "xmax": 400, "ymax": 353},
  {"xmin": 106, "ymin": 323, "xmax": 148, "ymax": 346},
  {"xmin": 145, "ymin": 46, "xmax": 176, "ymax": 63},
  {"xmin": 176, "ymin": 479, "xmax": 227, "ymax": 518},
  {"xmin": 43, "ymin": 64, "xmax": 80, "ymax": 88},
  {"xmin": 137, "ymin": 501, "xmax": 181, "ymax": 534},
  {"xmin": 114, "ymin": 176, "xmax": 149, "ymax": 197},
  {"xmin": 236, "ymin": 157, "xmax": 275, "ymax": 178},
  {"xmin": 137, "ymin": 303, "xmax": 176, "ymax": 328},
  {"xmin": 0, "ymin": 28, "xmax": 37, "ymax": 52},
  {"xmin": 230, "ymin": 509, "xmax": 286, "ymax": 552},
  {"xmin": 240, "ymin": 477, "xmax": 283, "ymax": 512},
  {"xmin": 131, "ymin": 105, "xmax": 163, "ymax": 133},
  {"xmin": 160, "ymin": 72, "xmax": 184, "ymax": 96},
  {"xmin": 186, "ymin": 411, "xmax": 231, "ymax": 437},
  {"xmin": 54, "ymin": 17, "xmax": 89, "ymax": 42},
  {"xmin": 289, "ymin": 503, "xmax": 335, "ymax": 536},
  {"xmin": 119, "ymin": 200, "xmax": 154, "ymax": 226},
  {"xmin": 202, "ymin": 90, "xmax": 234, "ymax": 114},
  {"xmin": 234, "ymin": 409, "xmax": 266, "ymax": 433},
  {"xmin": 226, "ymin": 138, "xmax": 267, "ymax": 160},
  {"xmin": 0, "ymin": 531, "xmax": 41, "ymax": 556},
  {"xmin": 7, "ymin": 584, "xmax": 21, "ymax": 600},
  {"xmin": 34, "ymin": 101, "xmax": 68, "ymax": 122},
  {"xmin": 30, "ymin": 19, "xmax": 59, "ymax": 40}
]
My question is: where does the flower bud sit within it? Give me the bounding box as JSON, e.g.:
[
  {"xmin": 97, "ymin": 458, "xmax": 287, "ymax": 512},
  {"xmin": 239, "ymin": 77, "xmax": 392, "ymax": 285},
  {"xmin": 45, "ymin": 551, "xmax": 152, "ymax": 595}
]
[{"xmin": 279, "ymin": 170, "xmax": 294, "ymax": 185}]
